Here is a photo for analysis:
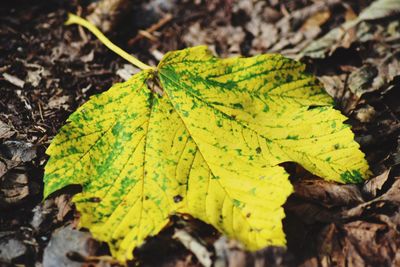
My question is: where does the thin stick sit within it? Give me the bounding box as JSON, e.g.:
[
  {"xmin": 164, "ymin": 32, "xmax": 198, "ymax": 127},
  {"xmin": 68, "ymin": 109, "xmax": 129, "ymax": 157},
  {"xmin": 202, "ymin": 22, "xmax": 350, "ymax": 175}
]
[
  {"xmin": 128, "ymin": 13, "xmax": 173, "ymax": 46},
  {"xmin": 65, "ymin": 13, "xmax": 155, "ymax": 70}
]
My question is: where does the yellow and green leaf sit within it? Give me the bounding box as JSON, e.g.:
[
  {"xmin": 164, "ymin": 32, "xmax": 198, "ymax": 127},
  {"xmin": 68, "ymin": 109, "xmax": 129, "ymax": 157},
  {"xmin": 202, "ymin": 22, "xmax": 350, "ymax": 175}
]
[{"xmin": 44, "ymin": 44, "xmax": 369, "ymax": 262}]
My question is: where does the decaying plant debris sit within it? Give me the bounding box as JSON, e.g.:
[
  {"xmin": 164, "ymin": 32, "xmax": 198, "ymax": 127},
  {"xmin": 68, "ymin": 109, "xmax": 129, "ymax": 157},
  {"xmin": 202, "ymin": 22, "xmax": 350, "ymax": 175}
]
[{"xmin": 1, "ymin": 0, "xmax": 400, "ymax": 266}]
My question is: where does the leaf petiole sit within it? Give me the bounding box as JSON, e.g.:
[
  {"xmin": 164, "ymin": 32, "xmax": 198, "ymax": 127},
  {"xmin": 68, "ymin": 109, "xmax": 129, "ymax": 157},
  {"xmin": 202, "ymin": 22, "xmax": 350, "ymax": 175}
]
[{"xmin": 65, "ymin": 13, "xmax": 155, "ymax": 71}]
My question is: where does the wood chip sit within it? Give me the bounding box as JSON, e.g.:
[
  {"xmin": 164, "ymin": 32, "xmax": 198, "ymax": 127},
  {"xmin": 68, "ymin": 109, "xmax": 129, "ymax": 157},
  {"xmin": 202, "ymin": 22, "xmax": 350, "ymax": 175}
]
[
  {"xmin": 2, "ymin": 73, "xmax": 25, "ymax": 88},
  {"xmin": 173, "ymin": 229, "xmax": 212, "ymax": 267}
]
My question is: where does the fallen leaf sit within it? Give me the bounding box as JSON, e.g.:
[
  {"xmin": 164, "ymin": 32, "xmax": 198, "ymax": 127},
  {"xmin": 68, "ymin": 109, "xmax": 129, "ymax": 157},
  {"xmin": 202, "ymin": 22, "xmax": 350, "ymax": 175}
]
[
  {"xmin": 358, "ymin": 0, "xmax": 400, "ymax": 21},
  {"xmin": 47, "ymin": 95, "xmax": 71, "ymax": 110},
  {"xmin": 342, "ymin": 177, "xmax": 400, "ymax": 219},
  {"xmin": 300, "ymin": 10, "xmax": 331, "ymax": 32},
  {"xmin": 317, "ymin": 214, "xmax": 400, "ymax": 266},
  {"xmin": 285, "ymin": 201, "xmax": 336, "ymax": 224},
  {"xmin": 294, "ymin": 179, "xmax": 364, "ymax": 208},
  {"xmin": 0, "ymin": 169, "xmax": 30, "ymax": 207},
  {"xmin": 344, "ymin": 4, "xmax": 357, "ymax": 21},
  {"xmin": 0, "ymin": 121, "xmax": 15, "ymax": 140},
  {"xmin": 348, "ymin": 64, "xmax": 378, "ymax": 97},
  {"xmin": 0, "ymin": 141, "xmax": 36, "ymax": 208},
  {"xmin": 276, "ymin": 0, "xmax": 340, "ymax": 37},
  {"xmin": 0, "ymin": 141, "xmax": 36, "ymax": 163},
  {"xmin": 300, "ymin": 20, "xmax": 359, "ymax": 59},
  {"xmin": 318, "ymin": 75, "xmax": 346, "ymax": 99},
  {"xmin": 44, "ymin": 46, "xmax": 369, "ymax": 261},
  {"xmin": 54, "ymin": 194, "xmax": 74, "ymax": 222},
  {"xmin": 301, "ymin": 0, "xmax": 400, "ymax": 59}
]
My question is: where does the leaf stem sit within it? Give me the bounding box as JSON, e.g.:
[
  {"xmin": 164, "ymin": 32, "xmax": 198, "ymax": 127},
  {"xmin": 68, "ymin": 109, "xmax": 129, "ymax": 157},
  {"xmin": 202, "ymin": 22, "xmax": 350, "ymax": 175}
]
[{"xmin": 65, "ymin": 13, "xmax": 155, "ymax": 70}]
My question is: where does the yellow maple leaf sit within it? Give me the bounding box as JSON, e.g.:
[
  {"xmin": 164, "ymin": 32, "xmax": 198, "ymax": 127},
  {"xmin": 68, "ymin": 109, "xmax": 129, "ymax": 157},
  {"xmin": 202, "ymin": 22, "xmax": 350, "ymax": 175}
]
[{"xmin": 44, "ymin": 15, "xmax": 370, "ymax": 262}]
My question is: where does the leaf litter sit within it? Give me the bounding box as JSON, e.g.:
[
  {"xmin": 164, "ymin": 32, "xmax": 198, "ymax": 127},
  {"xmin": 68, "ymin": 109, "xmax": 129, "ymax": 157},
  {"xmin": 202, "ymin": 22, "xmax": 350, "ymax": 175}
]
[{"xmin": 1, "ymin": 0, "xmax": 400, "ymax": 266}]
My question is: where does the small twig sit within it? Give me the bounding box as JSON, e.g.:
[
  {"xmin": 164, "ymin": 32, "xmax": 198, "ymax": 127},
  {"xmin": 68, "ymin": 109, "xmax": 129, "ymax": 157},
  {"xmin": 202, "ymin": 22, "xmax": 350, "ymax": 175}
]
[
  {"xmin": 137, "ymin": 30, "xmax": 158, "ymax": 42},
  {"xmin": 173, "ymin": 229, "xmax": 212, "ymax": 267},
  {"xmin": 76, "ymin": 6, "xmax": 88, "ymax": 43},
  {"xmin": 128, "ymin": 13, "xmax": 173, "ymax": 46},
  {"xmin": 3, "ymin": 73, "xmax": 25, "ymax": 88},
  {"xmin": 38, "ymin": 101, "xmax": 44, "ymax": 122}
]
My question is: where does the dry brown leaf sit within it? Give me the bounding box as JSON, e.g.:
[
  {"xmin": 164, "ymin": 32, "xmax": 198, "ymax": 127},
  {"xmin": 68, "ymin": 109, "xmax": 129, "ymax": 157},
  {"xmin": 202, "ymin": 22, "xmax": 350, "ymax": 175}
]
[
  {"xmin": 0, "ymin": 141, "xmax": 36, "ymax": 208},
  {"xmin": 54, "ymin": 194, "xmax": 74, "ymax": 222},
  {"xmin": 47, "ymin": 95, "xmax": 71, "ymax": 110},
  {"xmin": 0, "ymin": 169, "xmax": 29, "ymax": 207},
  {"xmin": 318, "ymin": 75, "xmax": 346, "ymax": 99},
  {"xmin": 358, "ymin": 0, "xmax": 400, "ymax": 21},
  {"xmin": 294, "ymin": 179, "xmax": 364, "ymax": 208},
  {"xmin": 342, "ymin": 177, "xmax": 400, "ymax": 219},
  {"xmin": 285, "ymin": 201, "xmax": 336, "ymax": 224},
  {"xmin": 362, "ymin": 169, "xmax": 391, "ymax": 198},
  {"xmin": 0, "ymin": 121, "xmax": 15, "ymax": 140},
  {"xmin": 300, "ymin": 10, "xmax": 331, "ymax": 32},
  {"xmin": 348, "ymin": 64, "xmax": 379, "ymax": 97},
  {"xmin": 317, "ymin": 215, "xmax": 400, "ymax": 267},
  {"xmin": 344, "ymin": 4, "xmax": 357, "ymax": 21}
]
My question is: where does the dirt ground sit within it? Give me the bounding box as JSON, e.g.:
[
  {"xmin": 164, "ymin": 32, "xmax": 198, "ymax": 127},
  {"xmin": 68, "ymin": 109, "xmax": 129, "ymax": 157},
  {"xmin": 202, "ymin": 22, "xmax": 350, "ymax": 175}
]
[{"xmin": 1, "ymin": 0, "xmax": 400, "ymax": 266}]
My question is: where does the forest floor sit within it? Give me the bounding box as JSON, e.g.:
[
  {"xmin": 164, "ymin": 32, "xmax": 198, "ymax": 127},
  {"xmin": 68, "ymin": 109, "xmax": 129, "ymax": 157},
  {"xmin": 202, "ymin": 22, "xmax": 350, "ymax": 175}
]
[{"xmin": 1, "ymin": 0, "xmax": 400, "ymax": 266}]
